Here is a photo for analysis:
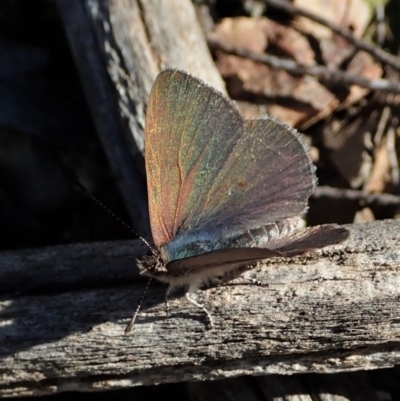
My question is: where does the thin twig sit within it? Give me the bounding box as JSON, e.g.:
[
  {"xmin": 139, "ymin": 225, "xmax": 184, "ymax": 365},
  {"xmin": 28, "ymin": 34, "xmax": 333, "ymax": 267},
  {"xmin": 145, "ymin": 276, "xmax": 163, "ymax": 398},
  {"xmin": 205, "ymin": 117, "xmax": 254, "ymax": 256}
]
[
  {"xmin": 208, "ymin": 37, "xmax": 400, "ymax": 95},
  {"xmin": 313, "ymin": 186, "xmax": 400, "ymax": 207},
  {"xmin": 374, "ymin": 106, "xmax": 391, "ymax": 147},
  {"xmin": 387, "ymin": 126, "xmax": 399, "ymax": 187},
  {"xmin": 263, "ymin": 0, "xmax": 400, "ymax": 72}
]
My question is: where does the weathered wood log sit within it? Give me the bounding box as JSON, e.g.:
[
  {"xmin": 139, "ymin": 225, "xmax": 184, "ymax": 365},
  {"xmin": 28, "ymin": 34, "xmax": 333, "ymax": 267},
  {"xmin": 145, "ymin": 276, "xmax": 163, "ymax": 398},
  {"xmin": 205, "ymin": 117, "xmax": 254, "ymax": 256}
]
[
  {"xmin": 9, "ymin": 2, "xmax": 399, "ymax": 399},
  {"xmin": 56, "ymin": 0, "xmax": 224, "ymax": 235},
  {"xmin": 1, "ymin": 220, "xmax": 400, "ymax": 397}
]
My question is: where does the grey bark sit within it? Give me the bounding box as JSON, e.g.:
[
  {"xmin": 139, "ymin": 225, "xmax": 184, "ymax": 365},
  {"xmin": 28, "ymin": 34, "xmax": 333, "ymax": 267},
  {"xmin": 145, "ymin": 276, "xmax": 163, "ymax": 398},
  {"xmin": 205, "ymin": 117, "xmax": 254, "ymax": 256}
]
[{"xmin": 1, "ymin": 220, "xmax": 400, "ymax": 397}]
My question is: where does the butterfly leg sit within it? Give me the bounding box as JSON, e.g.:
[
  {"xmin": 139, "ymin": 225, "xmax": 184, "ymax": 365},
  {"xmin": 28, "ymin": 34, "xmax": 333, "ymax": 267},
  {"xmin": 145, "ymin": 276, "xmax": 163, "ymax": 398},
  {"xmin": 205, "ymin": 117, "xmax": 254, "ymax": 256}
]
[
  {"xmin": 164, "ymin": 285, "xmax": 174, "ymax": 317},
  {"xmin": 185, "ymin": 292, "xmax": 214, "ymax": 329}
]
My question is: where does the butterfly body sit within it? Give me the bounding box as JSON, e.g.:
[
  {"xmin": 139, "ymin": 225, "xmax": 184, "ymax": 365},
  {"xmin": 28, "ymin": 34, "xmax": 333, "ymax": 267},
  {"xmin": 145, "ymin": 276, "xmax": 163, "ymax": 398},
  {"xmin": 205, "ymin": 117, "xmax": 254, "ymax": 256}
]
[
  {"xmin": 132, "ymin": 69, "xmax": 349, "ymax": 330},
  {"xmin": 138, "ymin": 216, "xmax": 300, "ymax": 279}
]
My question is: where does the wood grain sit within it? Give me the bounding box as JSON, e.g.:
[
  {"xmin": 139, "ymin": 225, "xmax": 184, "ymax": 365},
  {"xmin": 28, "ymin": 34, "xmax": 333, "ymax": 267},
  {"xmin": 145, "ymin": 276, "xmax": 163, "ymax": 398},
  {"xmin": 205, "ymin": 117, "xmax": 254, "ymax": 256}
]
[{"xmin": 1, "ymin": 220, "xmax": 400, "ymax": 396}]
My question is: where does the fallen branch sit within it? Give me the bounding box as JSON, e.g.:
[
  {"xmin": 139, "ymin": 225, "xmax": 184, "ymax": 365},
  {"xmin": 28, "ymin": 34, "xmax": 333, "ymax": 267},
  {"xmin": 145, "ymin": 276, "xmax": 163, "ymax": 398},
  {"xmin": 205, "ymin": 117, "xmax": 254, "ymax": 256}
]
[
  {"xmin": 1, "ymin": 220, "xmax": 400, "ymax": 396},
  {"xmin": 263, "ymin": 0, "xmax": 400, "ymax": 72},
  {"xmin": 313, "ymin": 186, "xmax": 400, "ymax": 207}
]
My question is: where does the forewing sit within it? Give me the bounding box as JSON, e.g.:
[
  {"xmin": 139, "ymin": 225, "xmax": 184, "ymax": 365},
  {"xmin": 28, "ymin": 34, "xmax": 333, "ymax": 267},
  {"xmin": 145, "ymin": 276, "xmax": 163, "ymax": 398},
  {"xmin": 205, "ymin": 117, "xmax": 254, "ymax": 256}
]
[{"xmin": 146, "ymin": 69, "xmax": 244, "ymax": 247}]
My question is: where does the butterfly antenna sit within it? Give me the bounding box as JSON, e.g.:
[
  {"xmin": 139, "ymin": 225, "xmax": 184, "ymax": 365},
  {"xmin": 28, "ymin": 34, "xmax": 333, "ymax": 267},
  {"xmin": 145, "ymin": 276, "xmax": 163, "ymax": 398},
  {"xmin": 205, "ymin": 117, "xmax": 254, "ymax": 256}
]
[
  {"xmin": 75, "ymin": 181, "xmax": 155, "ymax": 255},
  {"xmin": 124, "ymin": 277, "xmax": 153, "ymax": 334}
]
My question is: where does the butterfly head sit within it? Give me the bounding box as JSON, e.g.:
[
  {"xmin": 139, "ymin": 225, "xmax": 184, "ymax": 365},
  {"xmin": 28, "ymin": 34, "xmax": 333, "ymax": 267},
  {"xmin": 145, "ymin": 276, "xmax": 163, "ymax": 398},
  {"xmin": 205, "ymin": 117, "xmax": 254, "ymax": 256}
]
[{"xmin": 136, "ymin": 248, "xmax": 171, "ymax": 282}]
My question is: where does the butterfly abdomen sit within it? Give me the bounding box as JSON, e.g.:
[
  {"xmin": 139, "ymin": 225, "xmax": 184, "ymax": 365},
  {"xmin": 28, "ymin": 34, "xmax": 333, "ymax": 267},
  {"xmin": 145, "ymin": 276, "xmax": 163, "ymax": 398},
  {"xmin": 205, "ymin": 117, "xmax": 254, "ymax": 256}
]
[{"xmin": 229, "ymin": 216, "xmax": 304, "ymax": 248}]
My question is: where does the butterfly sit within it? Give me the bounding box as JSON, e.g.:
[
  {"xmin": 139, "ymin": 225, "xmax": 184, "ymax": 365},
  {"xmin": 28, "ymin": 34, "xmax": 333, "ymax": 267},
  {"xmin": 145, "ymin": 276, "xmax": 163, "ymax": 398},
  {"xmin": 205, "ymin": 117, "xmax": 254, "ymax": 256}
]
[{"xmin": 127, "ymin": 69, "xmax": 349, "ymax": 332}]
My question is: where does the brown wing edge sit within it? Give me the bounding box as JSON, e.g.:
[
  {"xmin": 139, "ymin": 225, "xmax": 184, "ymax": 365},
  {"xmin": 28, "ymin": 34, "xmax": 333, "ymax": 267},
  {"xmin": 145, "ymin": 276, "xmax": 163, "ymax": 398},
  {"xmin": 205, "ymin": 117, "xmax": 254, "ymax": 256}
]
[
  {"xmin": 166, "ymin": 247, "xmax": 283, "ymax": 276},
  {"xmin": 166, "ymin": 225, "xmax": 349, "ymax": 276},
  {"xmin": 273, "ymin": 224, "xmax": 350, "ymax": 257}
]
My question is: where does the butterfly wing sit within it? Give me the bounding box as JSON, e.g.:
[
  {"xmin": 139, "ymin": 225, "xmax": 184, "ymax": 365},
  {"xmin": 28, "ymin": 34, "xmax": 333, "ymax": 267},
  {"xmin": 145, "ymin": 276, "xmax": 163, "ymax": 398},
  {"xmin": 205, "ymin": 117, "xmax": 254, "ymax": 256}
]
[
  {"xmin": 166, "ymin": 247, "xmax": 283, "ymax": 277},
  {"xmin": 269, "ymin": 224, "xmax": 350, "ymax": 256},
  {"xmin": 194, "ymin": 118, "xmax": 316, "ymax": 239},
  {"xmin": 145, "ymin": 69, "xmax": 315, "ymax": 248},
  {"xmin": 146, "ymin": 69, "xmax": 243, "ymax": 247},
  {"xmin": 166, "ymin": 224, "xmax": 349, "ymax": 277}
]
